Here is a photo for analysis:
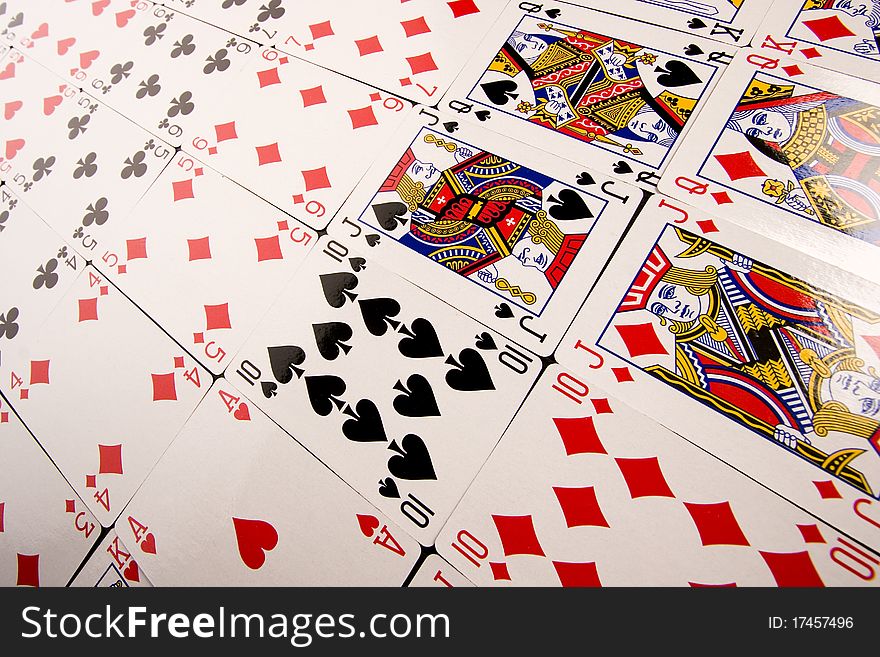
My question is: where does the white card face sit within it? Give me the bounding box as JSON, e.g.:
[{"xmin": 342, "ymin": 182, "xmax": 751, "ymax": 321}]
[
  {"xmin": 0, "ymin": 2, "xmax": 18, "ymax": 60},
  {"xmin": 162, "ymin": 0, "xmax": 292, "ymax": 45},
  {"xmin": 0, "ymin": 266, "xmax": 209, "ymax": 527},
  {"xmin": 406, "ymin": 554, "xmax": 474, "ymax": 587},
  {"xmin": 2, "ymin": 0, "xmax": 153, "ymax": 86},
  {"xmin": 0, "ymin": 42, "xmax": 77, "ymax": 129},
  {"xmin": 120, "ymin": 380, "xmax": 420, "ymax": 586},
  {"xmin": 755, "ymin": 0, "xmax": 880, "ymax": 80},
  {"xmin": 577, "ymin": 0, "xmax": 770, "ymax": 46},
  {"xmin": 556, "ymin": 194, "xmax": 880, "ymax": 554},
  {"xmin": 659, "ymin": 49, "xmax": 880, "ymax": 284},
  {"xmin": 1, "ymin": 49, "xmax": 175, "ymax": 259},
  {"xmin": 436, "ymin": 364, "xmax": 879, "ymax": 586},
  {"xmin": 329, "ymin": 107, "xmax": 639, "ymax": 356},
  {"xmin": 440, "ymin": 2, "xmax": 735, "ymax": 191},
  {"xmin": 81, "ymin": 6, "xmax": 260, "ymax": 147},
  {"xmin": 182, "ymin": 46, "xmax": 408, "ymax": 231},
  {"xmin": 0, "ymin": 395, "xmax": 100, "ymax": 587},
  {"xmin": 1, "ymin": 47, "xmax": 84, "ymax": 182},
  {"xmin": 69, "ymin": 529, "xmax": 153, "ymax": 587},
  {"xmin": 0, "ymin": 187, "xmax": 80, "ymax": 366},
  {"xmin": 230, "ymin": 237, "xmax": 541, "ymax": 545},
  {"xmin": 270, "ymin": 0, "xmax": 509, "ymax": 105},
  {"xmin": 105, "ymin": 153, "xmax": 318, "ymax": 375}
]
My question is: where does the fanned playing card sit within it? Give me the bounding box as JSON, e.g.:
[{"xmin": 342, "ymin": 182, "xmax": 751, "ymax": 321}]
[
  {"xmin": 0, "ymin": 265, "xmax": 209, "ymax": 527},
  {"xmin": 70, "ymin": 529, "xmax": 153, "ymax": 587},
  {"xmin": 81, "ymin": 5, "xmax": 261, "ymax": 146},
  {"xmin": 163, "ymin": 0, "xmax": 292, "ymax": 46},
  {"xmin": 440, "ymin": 2, "xmax": 735, "ymax": 191},
  {"xmin": 182, "ymin": 45, "xmax": 408, "ymax": 230},
  {"xmin": 754, "ymin": 0, "xmax": 880, "ymax": 80},
  {"xmin": 5, "ymin": 0, "xmax": 877, "ymax": 592},
  {"xmin": 231, "ymin": 235, "xmax": 541, "ymax": 544},
  {"xmin": 659, "ymin": 49, "xmax": 880, "ymax": 283},
  {"xmin": 120, "ymin": 380, "xmax": 420, "ymax": 586},
  {"xmin": 330, "ymin": 106, "xmax": 640, "ymax": 356},
  {"xmin": 104, "ymin": 152, "xmax": 318, "ymax": 375},
  {"xmin": 1, "ymin": 0, "xmax": 152, "ymax": 87},
  {"xmin": 1, "ymin": 46, "xmax": 86, "ymax": 185},
  {"xmin": 436, "ymin": 363, "xmax": 879, "ymax": 586},
  {"xmin": 0, "ymin": 394, "xmax": 100, "ymax": 587},
  {"xmin": 581, "ymin": 0, "xmax": 770, "ymax": 46},
  {"xmin": 556, "ymin": 193, "xmax": 880, "ymax": 553},
  {"xmin": 0, "ymin": 48, "xmax": 174, "ymax": 259},
  {"xmin": 271, "ymin": 0, "xmax": 509, "ymax": 104},
  {"xmin": 0, "ymin": 43, "xmax": 81, "ymax": 139},
  {"xmin": 0, "ymin": 186, "xmax": 80, "ymax": 370}
]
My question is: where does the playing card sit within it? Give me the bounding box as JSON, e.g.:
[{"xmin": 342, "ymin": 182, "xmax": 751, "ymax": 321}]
[
  {"xmin": 271, "ymin": 0, "xmax": 509, "ymax": 105},
  {"xmin": 406, "ymin": 554, "xmax": 474, "ymax": 587},
  {"xmin": 0, "ymin": 394, "xmax": 100, "ymax": 587},
  {"xmin": 103, "ymin": 152, "xmax": 318, "ymax": 375},
  {"xmin": 1, "ymin": 48, "xmax": 175, "ymax": 259},
  {"xmin": 3, "ymin": 0, "xmax": 154, "ymax": 88},
  {"xmin": 231, "ymin": 236, "xmax": 541, "ymax": 544},
  {"xmin": 1, "ymin": 47, "xmax": 83, "ymax": 172},
  {"xmin": 329, "ymin": 106, "xmax": 640, "ymax": 356},
  {"xmin": 0, "ymin": 0, "xmax": 27, "ymax": 41},
  {"xmin": 556, "ymin": 193, "xmax": 880, "ymax": 552},
  {"xmin": 69, "ymin": 529, "xmax": 153, "ymax": 587},
  {"xmin": 0, "ymin": 265, "xmax": 209, "ymax": 527},
  {"xmin": 120, "ymin": 379, "xmax": 420, "ymax": 586},
  {"xmin": 582, "ymin": 0, "xmax": 770, "ymax": 46},
  {"xmin": 440, "ymin": 2, "xmax": 735, "ymax": 191},
  {"xmin": 163, "ymin": 0, "xmax": 291, "ymax": 46},
  {"xmin": 754, "ymin": 0, "xmax": 880, "ymax": 80},
  {"xmin": 0, "ymin": 186, "xmax": 80, "ymax": 370},
  {"xmin": 436, "ymin": 363, "xmax": 879, "ymax": 586},
  {"xmin": 82, "ymin": 5, "xmax": 260, "ymax": 146},
  {"xmin": 659, "ymin": 49, "xmax": 880, "ymax": 283},
  {"xmin": 1, "ymin": 0, "xmax": 24, "ymax": 52},
  {"xmin": 184, "ymin": 46, "xmax": 408, "ymax": 231}
]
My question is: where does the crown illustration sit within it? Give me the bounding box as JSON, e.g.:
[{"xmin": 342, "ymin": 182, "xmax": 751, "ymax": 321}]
[
  {"xmin": 734, "ymin": 78, "xmax": 795, "ymax": 110},
  {"xmin": 379, "ymin": 148, "xmax": 416, "ymax": 192},
  {"xmin": 379, "ymin": 148, "xmax": 427, "ymax": 211},
  {"xmin": 618, "ymin": 245, "xmax": 672, "ymax": 312}
]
